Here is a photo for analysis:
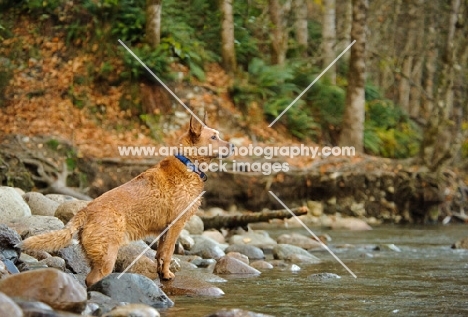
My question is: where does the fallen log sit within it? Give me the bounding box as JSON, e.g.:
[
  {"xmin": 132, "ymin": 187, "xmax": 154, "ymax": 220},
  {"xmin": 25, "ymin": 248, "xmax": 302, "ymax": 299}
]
[{"xmin": 200, "ymin": 206, "xmax": 309, "ymax": 230}]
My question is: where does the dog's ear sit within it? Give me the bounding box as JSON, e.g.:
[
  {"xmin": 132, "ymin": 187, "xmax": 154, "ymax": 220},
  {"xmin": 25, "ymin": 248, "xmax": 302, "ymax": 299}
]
[{"xmin": 189, "ymin": 115, "xmax": 203, "ymax": 138}]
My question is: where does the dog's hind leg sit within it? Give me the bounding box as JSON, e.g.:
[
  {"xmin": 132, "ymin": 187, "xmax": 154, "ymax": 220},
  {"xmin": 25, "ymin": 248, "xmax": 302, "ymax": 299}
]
[{"xmin": 82, "ymin": 228, "xmax": 123, "ymax": 287}]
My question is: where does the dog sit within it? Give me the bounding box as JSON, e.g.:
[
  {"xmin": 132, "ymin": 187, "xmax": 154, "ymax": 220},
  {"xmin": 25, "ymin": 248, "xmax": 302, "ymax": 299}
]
[{"xmin": 20, "ymin": 116, "xmax": 233, "ymax": 286}]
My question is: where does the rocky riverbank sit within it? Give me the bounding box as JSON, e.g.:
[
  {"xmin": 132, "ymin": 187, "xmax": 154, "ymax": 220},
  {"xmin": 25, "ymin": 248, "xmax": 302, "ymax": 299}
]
[{"xmin": 0, "ymin": 185, "xmax": 386, "ymax": 317}]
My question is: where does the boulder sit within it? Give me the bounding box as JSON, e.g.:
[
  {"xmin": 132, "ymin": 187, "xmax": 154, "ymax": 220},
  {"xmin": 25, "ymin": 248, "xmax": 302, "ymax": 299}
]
[
  {"xmin": 229, "ymin": 231, "xmax": 277, "ymax": 247},
  {"xmin": 0, "ymin": 292, "xmax": 22, "ymax": 317},
  {"xmin": 0, "ymin": 187, "xmax": 31, "ymax": 222},
  {"xmin": 54, "ymin": 200, "xmax": 90, "ymax": 224},
  {"xmin": 162, "ymin": 270, "xmax": 224, "ymax": 297},
  {"xmin": 202, "ymin": 230, "xmax": 226, "ymax": 244},
  {"xmin": 213, "ymin": 256, "xmax": 260, "ymax": 275},
  {"xmin": 224, "ymin": 244, "xmax": 264, "ymax": 261},
  {"xmin": 189, "ymin": 235, "xmax": 226, "ymax": 259},
  {"xmin": 184, "ymin": 215, "xmax": 204, "ymax": 235},
  {"xmin": 226, "ymin": 252, "xmax": 249, "ymax": 264},
  {"xmin": 327, "ymin": 216, "xmax": 372, "ymax": 231},
  {"xmin": 54, "ymin": 244, "xmax": 90, "ymax": 275},
  {"xmin": 22, "ymin": 192, "xmax": 60, "ymax": 216},
  {"xmin": 0, "ymin": 268, "xmax": 87, "ymax": 313},
  {"xmin": 88, "ymin": 273, "xmax": 174, "ymax": 309},
  {"xmin": 45, "ymin": 194, "xmax": 77, "ymax": 204},
  {"xmin": 7, "ymin": 215, "xmax": 64, "ymax": 237},
  {"xmin": 272, "ymin": 244, "xmax": 321, "ymax": 263},
  {"xmin": 0, "ymin": 224, "xmax": 22, "ymax": 263},
  {"xmin": 250, "ymin": 260, "xmax": 273, "ymax": 270},
  {"xmin": 87, "ymin": 291, "xmax": 124, "ymax": 316},
  {"xmin": 38, "ymin": 256, "xmax": 66, "ymax": 271},
  {"xmin": 276, "ymin": 233, "xmax": 322, "ymax": 250},
  {"xmin": 115, "ymin": 241, "xmax": 158, "ymax": 280},
  {"xmin": 178, "ymin": 229, "xmax": 195, "ymax": 250}
]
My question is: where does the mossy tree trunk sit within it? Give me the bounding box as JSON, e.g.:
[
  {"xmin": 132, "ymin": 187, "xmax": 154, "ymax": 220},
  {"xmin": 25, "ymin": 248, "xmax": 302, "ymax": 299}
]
[
  {"xmin": 146, "ymin": 0, "xmax": 162, "ymax": 48},
  {"xmin": 220, "ymin": 0, "xmax": 237, "ymax": 74}
]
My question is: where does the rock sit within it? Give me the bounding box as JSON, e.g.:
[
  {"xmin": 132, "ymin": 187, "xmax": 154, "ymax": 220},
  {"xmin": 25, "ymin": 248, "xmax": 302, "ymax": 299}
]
[
  {"xmin": 0, "ymin": 260, "xmax": 10, "ymax": 279},
  {"xmin": 45, "ymin": 194, "xmax": 77, "ymax": 204},
  {"xmin": 88, "ymin": 273, "xmax": 174, "ymax": 309},
  {"xmin": 229, "ymin": 231, "xmax": 277, "ymax": 247},
  {"xmin": 7, "ymin": 215, "xmax": 64, "ymax": 237},
  {"xmin": 54, "ymin": 200, "xmax": 89, "ymax": 224},
  {"xmin": 115, "ymin": 241, "xmax": 158, "ymax": 280},
  {"xmin": 205, "ymin": 308, "xmax": 274, "ymax": 317},
  {"xmin": 0, "ymin": 268, "xmax": 87, "ymax": 313},
  {"xmin": 16, "ymin": 261, "xmax": 48, "ymax": 272},
  {"xmin": 178, "ymin": 229, "xmax": 195, "ymax": 250},
  {"xmin": 307, "ymin": 200, "xmax": 323, "ymax": 217},
  {"xmin": 102, "ymin": 304, "xmax": 161, "ymax": 317},
  {"xmin": 0, "ymin": 224, "xmax": 22, "ymax": 263},
  {"xmin": 286, "ymin": 253, "xmax": 321, "ymax": 264},
  {"xmin": 0, "ymin": 292, "xmax": 23, "ymax": 317},
  {"xmin": 162, "ymin": 270, "xmax": 224, "ymax": 297},
  {"xmin": 202, "ymin": 230, "xmax": 226, "ymax": 244},
  {"xmin": 22, "ymin": 192, "xmax": 60, "ymax": 216},
  {"xmin": 226, "ymin": 252, "xmax": 249, "ymax": 264},
  {"xmin": 250, "ymin": 260, "xmax": 273, "ymax": 270},
  {"xmin": 374, "ymin": 244, "xmax": 401, "ymax": 252},
  {"xmin": 14, "ymin": 300, "xmax": 59, "ymax": 317},
  {"xmin": 24, "ymin": 250, "xmax": 51, "ymax": 260},
  {"xmin": 452, "ymin": 237, "xmax": 468, "ymax": 249},
  {"xmin": 204, "ymin": 207, "xmax": 226, "ymax": 217},
  {"xmin": 188, "ymin": 257, "xmax": 216, "ymax": 268},
  {"xmin": 189, "ymin": 235, "xmax": 226, "ymax": 259},
  {"xmin": 38, "ymin": 256, "xmax": 67, "ymax": 271},
  {"xmin": 213, "ymin": 256, "xmax": 260, "ymax": 275},
  {"xmin": 19, "ymin": 253, "xmax": 38, "ymax": 264},
  {"xmin": 224, "ymin": 244, "xmax": 265, "ymax": 260},
  {"xmin": 87, "ymin": 291, "xmax": 124, "ymax": 315},
  {"xmin": 184, "ymin": 215, "xmax": 204, "ymax": 235},
  {"xmin": 350, "ymin": 202, "xmax": 366, "ymax": 217},
  {"xmin": 308, "ymin": 272, "xmax": 341, "ymax": 280},
  {"xmin": 328, "ymin": 217, "xmax": 372, "ymax": 231},
  {"xmin": 288, "ymin": 264, "xmax": 301, "ymax": 272},
  {"xmin": 276, "ymin": 233, "xmax": 322, "ymax": 250},
  {"xmin": 272, "ymin": 244, "xmax": 321, "ymax": 263},
  {"xmin": 54, "ymin": 244, "xmax": 90, "ymax": 275},
  {"xmin": 0, "ymin": 187, "xmax": 32, "ymax": 222}
]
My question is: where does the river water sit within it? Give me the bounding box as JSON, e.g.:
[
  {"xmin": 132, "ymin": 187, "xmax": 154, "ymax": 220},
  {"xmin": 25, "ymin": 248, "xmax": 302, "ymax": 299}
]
[{"xmin": 162, "ymin": 225, "xmax": 468, "ymax": 317}]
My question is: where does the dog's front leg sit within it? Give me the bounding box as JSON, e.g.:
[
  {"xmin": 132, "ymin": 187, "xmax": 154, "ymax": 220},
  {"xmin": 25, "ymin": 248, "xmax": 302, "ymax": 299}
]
[{"xmin": 156, "ymin": 221, "xmax": 186, "ymax": 280}]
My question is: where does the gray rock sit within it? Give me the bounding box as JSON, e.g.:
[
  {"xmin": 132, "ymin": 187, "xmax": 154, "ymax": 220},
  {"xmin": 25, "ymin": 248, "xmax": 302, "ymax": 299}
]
[
  {"xmin": 0, "ymin": 292, "xmax": 22, "ymax": 317},
  {"xmin": 205, "ymin": 308, "xmax": 274, "ymax": 317},
  {"xmin": 184, "ymin": 215, "xmax": 204, "ymax": 235},
  {"xmin": 229, "ymin": 231, "xmax": 277, "ymax": 247},
  {"xmin": 0, "ymin": 187, "xmax": 31, "ymax": 222},
  {"xmin": 178, "ymin": 229, "xmax": 195, "ymax": 250},
  {"xmin": 54, "ymin": 200, "xmax": 89, "ymax": 224},
  {"xmin": 87, "ymin": 291, "xmax": 125, "ymax": 315},
  {"xmin": 225, "ymin": 244, "xmax": 265, "ymax": 260},
  {"xmin": 103, "ymin": 303, "xmax": 161, "ymax": 317},
  {"xmin": 7, "ymin": 215, "xmax": 64, "ymax": 237},
  {"xmin": 189, "ymin": 235, "xmax": 226, "ymax": 259},
  {"xmin": 189, "ymin": 257, "xmax": 216, "ymax": 268},
  {"xmin": 45, "ymin": 194, "xmax": 77, "ymax": 204},
  {"xmin": 250, "ymin": 260, "xmax": 273, "ymax": 270},
  {"xmin": 308, "ymin": 272, "xmax": 341, "ymax": 280},
  {"xmin": 88, "ymin": 273, "xmax": 174, "ymax": 309},
  {"xmin": 202, "ymin": 230, "xmax": 226, "ymax": 244},
  {"xmin": 286, "ymin": 253, "xmax": 321, "ymax": 264},
  {"xmin": 276, "ymin": 233, "xmax": 322, "ymax": 250},
  {"xmin": 162, "ymin": 270, "xmax": 224, "ymax": 297},
  {"xmin": 54, "ymin": 244, "xmax": 90, "ymax": 275},
  {"xmin": 18, "ymin": 253, "xmax": 38, "ymax": 264},
  {"xmin": 0, "ymin": 224, "xmax": 22, "ymax": 263},
  {"xmin": 273, "ymin": 244, "xmax": 321, "ymax": 263},
  {"xmin": 115, "ymin": 241, "xmax": 158, "ymax": 280},
  {"xmin": 23, "ymin": 192, "xmax": 60, "ymax": 216},
  {"xmin": 38, "ymin": 256, "xmax": 66, "ymax": 271},
  {"xmin": 213, "ymin": 256, "xmax": 260, "ymax": 275}
]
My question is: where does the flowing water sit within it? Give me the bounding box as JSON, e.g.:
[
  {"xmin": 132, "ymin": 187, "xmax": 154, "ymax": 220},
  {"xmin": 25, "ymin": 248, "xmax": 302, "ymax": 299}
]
[{"xmin": 161, "ymin": 225, "xmax": 468, "ymax": 317}]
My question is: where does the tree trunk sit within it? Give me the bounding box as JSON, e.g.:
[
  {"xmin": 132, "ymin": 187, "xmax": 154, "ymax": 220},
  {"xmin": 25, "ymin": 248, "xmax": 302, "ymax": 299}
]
[
  {"xmin": 269, "ymin": 0, "xmax": 291, "ymax": 65},
  {"xmin": 336, "ymin": 0, "xmax": 352, "ymax": 60},
  {"xmin": 146, "ymin": 0, "xmax": 162, "ymax": 48},
  {"xmin": 322, "ymin": 0, "xmax": 336, "ymax": 84},
  {"xmin": 220, "ymin": 0, "xmax": 237, "ymax": 74},
  {"xmin": 293, "ymin": 0, "xmax": 308, "ymax": 57},
  {"xmin": 339, "ymin": 0, "xmax": 368, "ymax": 152},
  {"xmin": 419, "ymin": 0, "xmax": 463, "ymax": 173}
]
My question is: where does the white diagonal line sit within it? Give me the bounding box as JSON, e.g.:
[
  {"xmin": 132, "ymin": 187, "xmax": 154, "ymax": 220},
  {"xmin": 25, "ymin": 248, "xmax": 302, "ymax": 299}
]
[
  {"xmin": 117, "ymin": 191, "xmax": 206, "ymax": 278},
  {"xmin": 268, "ymin": 40, "xmax": 356, "ymax": 127},
  {"xmin": 118, "ymin": 39, "xmax": 205, "ymax": 127},
  {"xmin": 268, "ymin": 191, "xmax": 357, "ymax": 278}
]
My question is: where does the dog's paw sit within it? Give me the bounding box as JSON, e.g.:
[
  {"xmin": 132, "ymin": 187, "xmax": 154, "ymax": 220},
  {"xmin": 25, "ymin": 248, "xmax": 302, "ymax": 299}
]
[{"xmin": 161, "ymin": 271, "xmax": 175, "ymax": 280}]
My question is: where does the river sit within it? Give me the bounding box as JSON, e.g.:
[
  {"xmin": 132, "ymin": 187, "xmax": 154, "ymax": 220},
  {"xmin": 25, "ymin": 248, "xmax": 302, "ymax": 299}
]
[{"xmin": 162, "ymin": 225, "xmax": 468, "ymax": 317}]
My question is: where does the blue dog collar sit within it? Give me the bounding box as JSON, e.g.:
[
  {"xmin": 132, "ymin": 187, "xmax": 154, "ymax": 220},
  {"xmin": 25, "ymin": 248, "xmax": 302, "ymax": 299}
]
[{"xmin": 175, "ymin": 155, "xmax": 207, "ymax": 182}]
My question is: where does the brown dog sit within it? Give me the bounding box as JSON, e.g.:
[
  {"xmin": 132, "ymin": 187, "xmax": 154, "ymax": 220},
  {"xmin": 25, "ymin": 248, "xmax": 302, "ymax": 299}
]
[{"xmin": 20, "ymin": 116, "xmax": 233, "ymax": 286}]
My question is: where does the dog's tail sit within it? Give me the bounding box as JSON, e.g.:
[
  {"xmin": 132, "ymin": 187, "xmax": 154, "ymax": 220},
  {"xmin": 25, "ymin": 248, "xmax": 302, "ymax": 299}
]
[{"xmin": 18, "ymin": 208, "xmax": 88, "ymax": 252}]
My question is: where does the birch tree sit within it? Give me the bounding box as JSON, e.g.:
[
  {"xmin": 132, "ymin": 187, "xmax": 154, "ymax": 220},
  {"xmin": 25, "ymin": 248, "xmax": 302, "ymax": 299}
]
[{"xmin": 146, "ymin": 0, "xmax": 162, "ymax": 48}]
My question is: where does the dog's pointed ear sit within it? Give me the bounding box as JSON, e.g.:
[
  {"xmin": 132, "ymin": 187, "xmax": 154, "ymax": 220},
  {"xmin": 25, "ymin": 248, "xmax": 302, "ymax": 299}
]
[{"xmin": 189, "ymin": 115, "xmax": 203, "ymax": 138}]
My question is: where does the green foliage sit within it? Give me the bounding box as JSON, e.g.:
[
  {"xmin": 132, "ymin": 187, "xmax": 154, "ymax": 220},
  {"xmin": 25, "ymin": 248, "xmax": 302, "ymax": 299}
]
[
  {"xmin": 120, "ymin": 44, "xmax": 171, "ymax": 81},
  {"xmin": 363, "ymin": 86, "xmax": 421, "ymax": 158}
]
